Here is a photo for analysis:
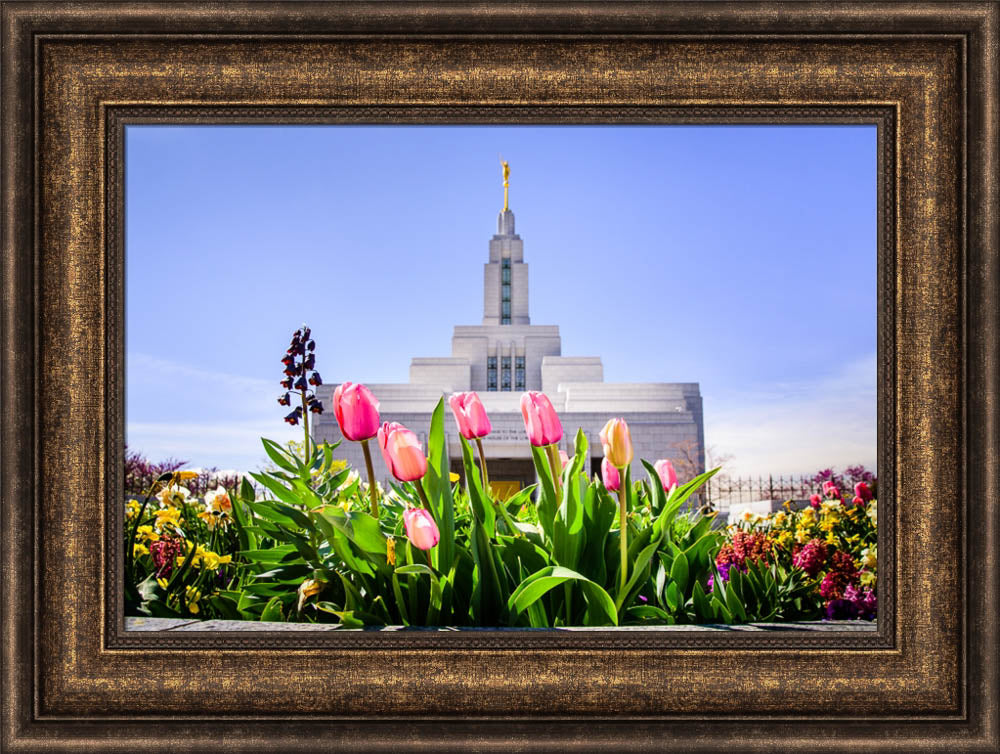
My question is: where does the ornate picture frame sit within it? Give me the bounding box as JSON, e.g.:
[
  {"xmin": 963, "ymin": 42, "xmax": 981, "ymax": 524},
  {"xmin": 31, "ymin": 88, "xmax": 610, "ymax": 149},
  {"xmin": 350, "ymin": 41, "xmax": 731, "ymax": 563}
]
[{"xmin": 2, "ymin": 3, "xmax": 996, "ymax": 751}]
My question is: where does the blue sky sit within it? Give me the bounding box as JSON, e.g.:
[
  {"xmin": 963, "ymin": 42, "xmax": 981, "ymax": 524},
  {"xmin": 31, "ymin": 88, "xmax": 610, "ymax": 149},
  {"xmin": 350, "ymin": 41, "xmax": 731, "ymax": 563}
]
[{"xmin": 126, "ymin": 124, "xmax": 876, "ymax": 476}]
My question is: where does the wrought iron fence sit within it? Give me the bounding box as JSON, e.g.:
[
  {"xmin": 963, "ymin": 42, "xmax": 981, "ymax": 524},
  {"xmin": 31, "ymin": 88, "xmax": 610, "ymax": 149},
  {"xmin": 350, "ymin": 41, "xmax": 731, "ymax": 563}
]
[{"xmin": 701, "ymin": 474, "xmax": 824, "ymax": 512}]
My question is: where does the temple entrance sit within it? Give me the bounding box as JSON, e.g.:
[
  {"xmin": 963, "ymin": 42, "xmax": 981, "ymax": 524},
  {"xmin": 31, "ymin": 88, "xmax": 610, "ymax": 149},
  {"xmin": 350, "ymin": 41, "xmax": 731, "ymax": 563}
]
[{"xmin": 449, "ymin": 457, "xmax": 537, "ymax": 500}]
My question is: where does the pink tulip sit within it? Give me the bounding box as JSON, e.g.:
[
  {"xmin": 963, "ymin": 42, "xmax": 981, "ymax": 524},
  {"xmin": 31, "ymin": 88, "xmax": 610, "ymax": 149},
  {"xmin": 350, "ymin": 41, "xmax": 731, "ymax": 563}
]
[
  {"xmin": 448, "ymin": 391, "xmax": 492, "ymax": 440},
  {"xmin": 809, "ymin": 493, "xmax": 821, "ymax": 509},
  {"xmin": 822, "ymin": 481, "xmax": 840, "ymax": 500},
  {"xmin": 600, "ymin": 418, "xmax": 634, "ymax": 469},
  {"xmin": 377, "ymin": 422, "xmax": 427, "ymax": 482},
  {"xmin": 333, "ymin": 382, "xmax": 380, "ymax": 442},
  {"xmin": 520, "ymin": 391, "xmax": 563, "ymax": 446},
  {"xmin": 854, "ymin": 481, "xmax": 873, "ymax": 502},
  {"xmin": 653, "ymin": 459, "xmax": 678, "ymax": 491},
  {"xmin": 403, "ymin": 508, "xmax": 440, "ymax": 551},
  {"xmin": 601, "ymin": 457, "xmax": 621, "ymax": 491},
  {"xmin": 559, "ymin": 450, "xmax": 570, "ymax": 469}
]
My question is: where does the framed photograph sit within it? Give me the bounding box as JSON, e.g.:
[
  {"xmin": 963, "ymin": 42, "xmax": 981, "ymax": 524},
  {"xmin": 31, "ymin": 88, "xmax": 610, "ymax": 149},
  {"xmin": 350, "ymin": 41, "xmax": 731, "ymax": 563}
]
[{"xmin": 2, "ymin": 2, "xmax": 997, "ymax": 752}]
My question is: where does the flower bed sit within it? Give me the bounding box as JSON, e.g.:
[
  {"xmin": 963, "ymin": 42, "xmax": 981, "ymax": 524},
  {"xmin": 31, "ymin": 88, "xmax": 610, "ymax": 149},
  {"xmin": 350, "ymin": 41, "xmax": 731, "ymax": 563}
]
[{"xmin": 125, "ymin": 326, "xmax": 876, "ymax": 628}]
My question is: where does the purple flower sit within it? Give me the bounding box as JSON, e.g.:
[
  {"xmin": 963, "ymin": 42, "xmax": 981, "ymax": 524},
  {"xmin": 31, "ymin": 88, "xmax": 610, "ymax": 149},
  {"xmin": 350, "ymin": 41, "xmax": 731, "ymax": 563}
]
[{"xmin": 824, "ymin": 598, "xmax": 859, "ymax": 620}]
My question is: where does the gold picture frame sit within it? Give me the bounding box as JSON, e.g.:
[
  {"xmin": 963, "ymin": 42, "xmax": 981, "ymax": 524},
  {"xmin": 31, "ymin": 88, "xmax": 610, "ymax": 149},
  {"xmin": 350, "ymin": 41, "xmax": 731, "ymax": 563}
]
[{"xmin": 2, "ymin": 2, "xmax": 996, "ymax": 750}]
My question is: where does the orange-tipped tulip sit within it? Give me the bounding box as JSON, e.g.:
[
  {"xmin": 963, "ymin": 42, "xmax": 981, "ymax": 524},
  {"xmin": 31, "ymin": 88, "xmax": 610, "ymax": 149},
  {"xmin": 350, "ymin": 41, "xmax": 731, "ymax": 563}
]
[
  {"xmin": 333, "ymin": 382, "xmax": 380, "ymax": 442},
  {"xmin": 403, "ymin": 508, "xmax": 440, "ymax": 550},
  {"xmin": 448, "ymin": 391, "xmax": 492, "ymax": 440},
  {"xmin": 654, "ymin": 459, "xmax": 678, "ymax": 491},
  {"xmin": 600, "ymin": 417, "xmax": 633, "ymax": 469},
  {"xmin": 377, "ymin": 422, "xmax": 427, "ymax": 482},
  {"xmin": 601, "ymin": 457, "xmax": 621, "ymax": 492},
  {"xmin": 520, "ymin": 391, "xmax": 563, "ymax": 446}
]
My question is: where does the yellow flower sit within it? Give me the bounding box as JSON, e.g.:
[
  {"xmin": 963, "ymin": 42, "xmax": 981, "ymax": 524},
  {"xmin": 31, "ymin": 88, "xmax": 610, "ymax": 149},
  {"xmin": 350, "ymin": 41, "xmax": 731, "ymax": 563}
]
[
  {"xmin": 125, "ymin": 499, "xmax": 141, "ymax": 520},
  {"xmin": 297, "ymin": 578, "xmax": 324, "ymax": 612},
  {"xmin": 773, "ymin": 512, "xmax": 787, "ymax": 528},
  {"xmin": 173, "ymin": 470, "xmax": 199, "ymax": 482},
  {"xmin": 133, "ymin": 543, "xmax": 149, "ymax": 557},
  {"xmin": 861, "ymin": 546, "xmax": 877, "ymax": 569},
  {"xmin": 449, "ymin": 472, "xmax": 460, "ymax": 483},
  {"xmin": 386, "ymin": 536, "xmax": 397, "ymax": 566},
  {"xmin": 201, "ymin": 551, "xmax": 222, "ymax": 570},
  {"xmin": 800, "ymin": 508, "xmax": 817, "ymax": 525},
  {"xmin": 795, "ymin": 529, "xmax": 811, "ymax": 544},
  {"xmin": 859, "ymin": 570, "xmax": 876, "ymax": 587},
  {"xmin": 825, "ymin": 532, "xmax": 839, "ymax": 547},
  {"xmin": 776, "ymin": 531, "xmax": 793, "ymax": 548},
  {"xmin": 154, "ymin": 506, "xmax": 182, "ymax": 532},
  {"xmin": 135, "ymin": 525, "xmax": 159, "ymax": 543},
  {"xmin": 184, "ymin": 585, "xmax": 202, "ymax": 614},
  {"xmin": 156, "ymin": 577, "xmax": 169, "ymax": 590}
]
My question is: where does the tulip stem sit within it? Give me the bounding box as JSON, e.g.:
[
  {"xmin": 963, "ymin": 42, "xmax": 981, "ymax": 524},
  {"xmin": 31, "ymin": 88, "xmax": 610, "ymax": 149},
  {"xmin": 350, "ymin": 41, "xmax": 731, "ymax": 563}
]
[
  {"xmin": 617, "ymin": 480, "xmax": 628, "ymax": 599},
  {"xmin": 474, "ymin": 437, "xmax": 490, "ymax": 493},
  {"xmin": 545, "ymin": 443, "xmax": 563, "ymax": 499},
  {"xmin": 415, "ymin": 480, "xmax": 434, "ymax": 517},
  {"xmin": 360, "ymin": 439, "xmax": 379, "ymax": 518}
]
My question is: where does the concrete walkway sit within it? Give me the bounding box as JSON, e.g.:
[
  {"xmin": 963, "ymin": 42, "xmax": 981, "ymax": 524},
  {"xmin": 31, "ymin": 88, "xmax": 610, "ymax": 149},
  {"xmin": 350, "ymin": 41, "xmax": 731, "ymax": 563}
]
[{"xmin": 126, "ymin": 616, "xmax": 877, "ymax": 632}]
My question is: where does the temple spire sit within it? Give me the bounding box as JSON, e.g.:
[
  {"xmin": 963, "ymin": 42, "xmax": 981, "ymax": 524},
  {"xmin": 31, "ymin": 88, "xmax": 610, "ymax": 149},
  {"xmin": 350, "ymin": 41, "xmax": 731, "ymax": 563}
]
[{"xmin": 501, "ymin": 157, "xmax": 510, "ymax": 211}]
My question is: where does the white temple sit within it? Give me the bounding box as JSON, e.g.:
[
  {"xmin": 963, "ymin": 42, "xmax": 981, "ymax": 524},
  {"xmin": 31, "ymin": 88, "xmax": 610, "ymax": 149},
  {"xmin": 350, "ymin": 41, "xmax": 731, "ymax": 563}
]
[{"xmin": 314, "ymin": 165, "xmax": 704, "ymax": 493}]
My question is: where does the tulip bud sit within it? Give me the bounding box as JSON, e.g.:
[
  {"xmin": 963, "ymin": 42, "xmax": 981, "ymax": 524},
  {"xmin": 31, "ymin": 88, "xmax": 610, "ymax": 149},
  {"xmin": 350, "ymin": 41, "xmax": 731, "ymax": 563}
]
[
  {"xmin": 653, "ymin": 458, "xmax": 678, "ymax": 491},
  {"xmin": 448, "ymin": 391, "xmax": 492, "ymax": 440},
  {"xmin": 403, "ymin": 508, "xmax": 440, "ymax": 551},
  {"xmin": 601, "ymin": 457, "xmax": 621, "ymax": 491},
  {"xmin": 333, "ymin": 382, "xmax": 381, "ymax": 442},
  {"xmin": 520, "ymin": 391, "xmax": 563, "ymax": 446},
  {"xmin": 600, "ymin": 418, "xmax": 633, "ymax": 469},
  {"xmin": 377, "ymin": 422, "xmax": 427, "ymax": 482}
]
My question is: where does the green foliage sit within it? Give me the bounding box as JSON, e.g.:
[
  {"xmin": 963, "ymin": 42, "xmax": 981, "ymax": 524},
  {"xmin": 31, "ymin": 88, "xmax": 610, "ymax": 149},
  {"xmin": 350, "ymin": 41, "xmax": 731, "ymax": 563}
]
[{"xmin": 125, "ymin": 400, "xmax": 739, "ymax": 627}]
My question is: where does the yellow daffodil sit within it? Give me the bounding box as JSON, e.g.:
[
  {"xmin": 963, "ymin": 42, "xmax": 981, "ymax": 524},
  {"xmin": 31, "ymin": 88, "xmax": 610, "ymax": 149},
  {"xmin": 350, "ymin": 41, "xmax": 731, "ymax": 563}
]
[
  {"xmin": 297, "ymin": 578, "xmax": 324, "ymax": 612},
  {"xmin": 125, "ymin": 499, "xmax": 141, "ymax": 520},
  {"xmin": 154, "ymin": 506, "xmax": 182, "ymax": 532},
  {"xmin": 772, "ymin": 512, "xmax": 787, "ymax": 528},
  {"xmin": 386, "ymin": 536, "xmax": 397, "ymax": 566},
  {"xmin": 133, "ymin": 543, "xmax": 149, "ymax": 557},
  {"xmin": 861, "ymin": 546, "xmax": 877, "ymax": 569},
  {"xmin": 449, "ymin": 472, "xmax": 461, "ymax": 483},
  {"xmin": 135, "ymin": 525, "xmax": 159, "ymax": 543},
  {"xmin": 859, "ymin": 570, "xmax": 876, "ymax": 588},
  {"xmin": 795, "ymin": 529, "xmax": 811, "ymax": 544},
  {"xmin": 184, "ymin": 585, "xmax": 202, "ymax": 614}
]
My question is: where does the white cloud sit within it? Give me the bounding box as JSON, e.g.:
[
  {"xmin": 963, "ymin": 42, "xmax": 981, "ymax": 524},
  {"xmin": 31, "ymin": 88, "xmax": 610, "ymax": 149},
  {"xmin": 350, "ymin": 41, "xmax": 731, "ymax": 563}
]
[
  {"xmin": 126, "ymin": 352, "xmax": 300, "ymax": 471},
  {"xmin": 705, "ymin": 352, "xmax": 877, "ymax": 478}
]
